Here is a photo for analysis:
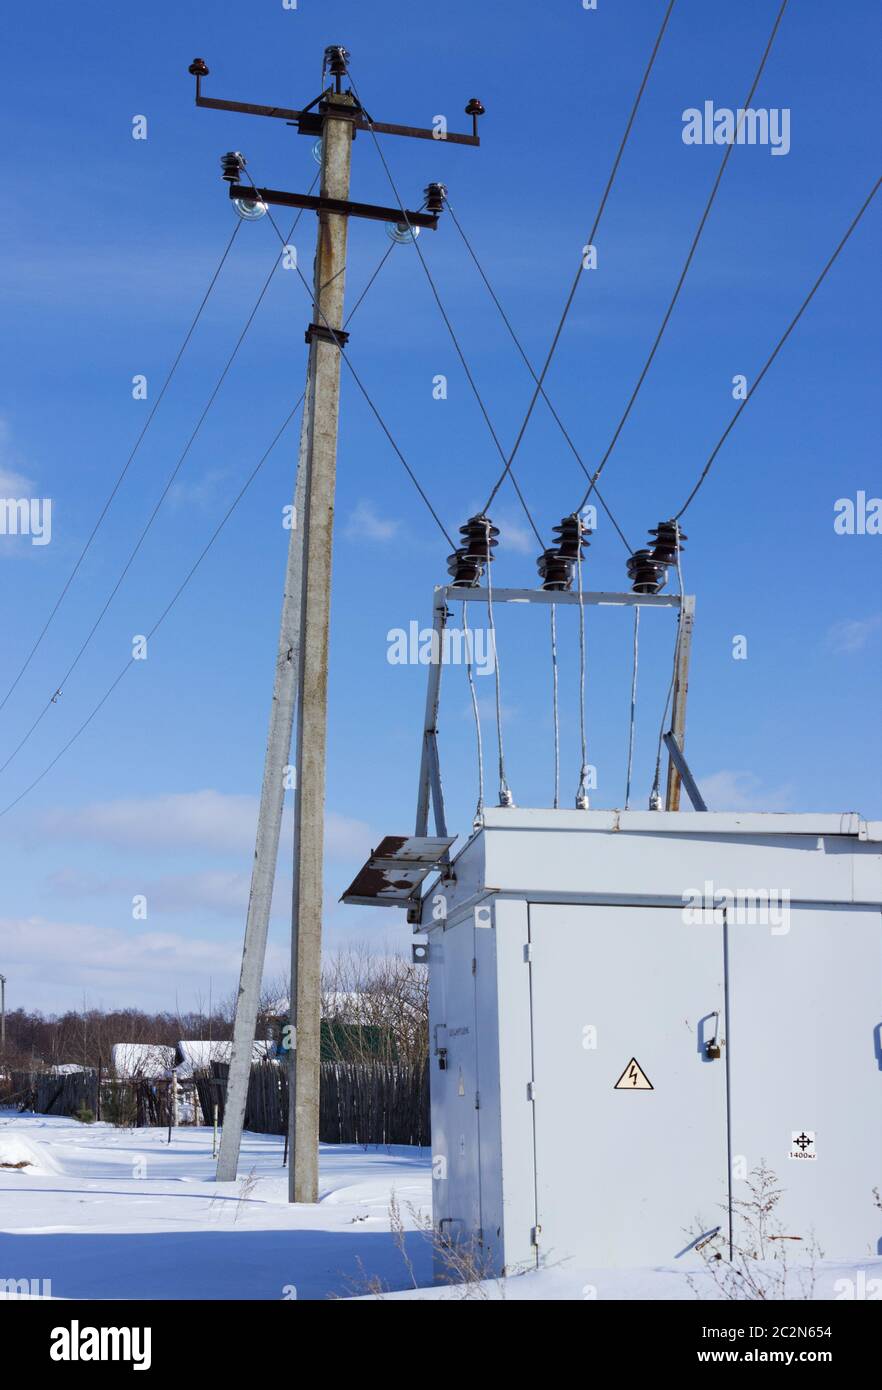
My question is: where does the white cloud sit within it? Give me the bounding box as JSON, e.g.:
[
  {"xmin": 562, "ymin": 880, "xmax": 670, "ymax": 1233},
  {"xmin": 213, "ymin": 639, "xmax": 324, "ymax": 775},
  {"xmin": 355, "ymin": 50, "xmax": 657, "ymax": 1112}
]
[
  {"xmin": 826, "ymin": 615, "xmax": 882, "ymax": 655},
  {"xmin": 41, "ymin": 790, "xmax": 258, "ymax": 855},
  {"xmin": 493, "ymin": 512, "xmax": 534, "ymax": 556},
  {"xmin": 344, "ymin": 499, "xmax": 399, "ymax": 542},
  {"xmin": 0, "ymin": 914, "xmax": 289, "ymax": 1011},
  {"xmin": 697, "ymin": 770, "xmax": 793, "ymax": 812},
  {"xmin": 37, "ymin": 791, "xmax": 372, "ymax": 863},
  {"xmin": 0, "ymin": 417, "xmax": 32, "ymax": 493}
]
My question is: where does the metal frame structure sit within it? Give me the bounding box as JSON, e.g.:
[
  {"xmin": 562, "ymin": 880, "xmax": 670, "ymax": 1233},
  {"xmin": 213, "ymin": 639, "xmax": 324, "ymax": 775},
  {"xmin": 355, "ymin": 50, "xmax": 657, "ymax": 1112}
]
[{"xmin": 415, "ymin": 585, "xmax": 696, "ymax": 838}]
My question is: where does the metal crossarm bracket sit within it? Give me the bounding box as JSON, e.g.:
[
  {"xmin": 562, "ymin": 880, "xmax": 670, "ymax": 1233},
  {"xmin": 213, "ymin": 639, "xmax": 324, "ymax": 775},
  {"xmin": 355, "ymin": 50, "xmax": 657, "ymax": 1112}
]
[
  {"xmin": 228, "ymin": 182, "xmax": 439, "ymax": 229},
  {"xmin": 193, "ymin": 74, "xmax": 481, "ymax": 146},
  {"xmin": 304, "ymin": 323, "xmax": 350, "ymax": 347}
]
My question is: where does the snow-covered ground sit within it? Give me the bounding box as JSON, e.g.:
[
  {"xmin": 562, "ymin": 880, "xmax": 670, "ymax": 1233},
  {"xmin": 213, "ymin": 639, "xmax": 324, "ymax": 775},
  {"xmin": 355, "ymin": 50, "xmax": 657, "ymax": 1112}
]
[{"xmin": 0, "ymin": 1110, "xmax": 878, "ymax": 1301}]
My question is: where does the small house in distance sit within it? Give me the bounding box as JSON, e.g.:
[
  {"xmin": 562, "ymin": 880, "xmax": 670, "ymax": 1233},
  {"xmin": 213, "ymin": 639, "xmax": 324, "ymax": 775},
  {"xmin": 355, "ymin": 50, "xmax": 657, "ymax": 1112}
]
[
  {"xmin": 110, "ymin": 1043, "xmax": 175, "ymax": 1080},
  {"xmin": 173, "ymin": 1040, "xmax": 274, "ymax": 1078}
]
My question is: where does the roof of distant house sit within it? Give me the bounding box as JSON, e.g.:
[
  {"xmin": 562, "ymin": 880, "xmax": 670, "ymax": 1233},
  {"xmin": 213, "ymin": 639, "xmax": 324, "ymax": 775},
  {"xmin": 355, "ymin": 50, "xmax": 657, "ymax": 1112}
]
[
  {"xmin": 111, "ymin": 1043, "xmax": 175, "ymax": 1079},
  {"xmin": 174, "ymin": 1040, "xmax": 274, "ymax": 1077}
]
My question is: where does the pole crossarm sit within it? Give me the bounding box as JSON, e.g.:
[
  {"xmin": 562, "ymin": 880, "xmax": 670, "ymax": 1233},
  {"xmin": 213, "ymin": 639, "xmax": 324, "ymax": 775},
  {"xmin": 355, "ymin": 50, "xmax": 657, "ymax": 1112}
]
[
  {"xmin": 228, "ymin": 183, "xmax": 439, "ymax": 229},
  {"xmin": 193, "ymin": 88, "xmax": 481, "ymax": 146}
]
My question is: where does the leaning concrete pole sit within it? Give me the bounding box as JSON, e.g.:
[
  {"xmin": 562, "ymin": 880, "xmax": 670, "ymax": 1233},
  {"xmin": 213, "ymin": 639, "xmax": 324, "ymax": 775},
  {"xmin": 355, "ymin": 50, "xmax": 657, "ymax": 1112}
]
[
  {"xmin": 215, "ymin": 401, "xmax": 310, "ymax": 1182},
  {"xmin": 288, "ymin": 92, "xmax": 354, "ymax": 1203}
]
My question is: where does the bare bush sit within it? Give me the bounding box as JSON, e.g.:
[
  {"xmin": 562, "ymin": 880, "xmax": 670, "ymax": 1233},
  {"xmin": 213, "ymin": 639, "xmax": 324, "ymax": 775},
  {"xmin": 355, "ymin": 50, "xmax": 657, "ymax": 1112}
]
[{"xmin": 688, "ymin": 1162, "xmax": 820, "ymax": 1300}]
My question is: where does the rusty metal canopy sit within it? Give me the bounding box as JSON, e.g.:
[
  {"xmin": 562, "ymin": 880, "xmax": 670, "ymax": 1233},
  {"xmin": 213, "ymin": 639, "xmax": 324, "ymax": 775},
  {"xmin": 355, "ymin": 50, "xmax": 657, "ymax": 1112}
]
[{"xmin": 341, "ymin": 835, "xmax": 455, "ymax": 907}]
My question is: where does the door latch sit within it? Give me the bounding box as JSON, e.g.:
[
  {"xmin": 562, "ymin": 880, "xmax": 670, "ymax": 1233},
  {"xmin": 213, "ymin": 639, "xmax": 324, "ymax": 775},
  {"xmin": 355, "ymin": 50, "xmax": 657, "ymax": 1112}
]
[{"xmin": 704, "ymin": 1010, "xmax": 722, "ymax": 1060}]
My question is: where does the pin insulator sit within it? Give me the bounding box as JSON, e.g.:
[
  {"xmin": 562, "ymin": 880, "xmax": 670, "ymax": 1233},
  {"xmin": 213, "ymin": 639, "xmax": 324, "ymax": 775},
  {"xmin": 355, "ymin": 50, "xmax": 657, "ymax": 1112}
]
[
  {"xmin": 552, "ymin": 513, "xmax": 590, "ymax": 562},
  {"xmin": 221, "ymin": 151, "xmax": 246, "ymax": 182},
  {"xmin": 447, "ymin": 514, "xmax": 498, "ymax": 587},
  {"xmin": 648, "ymin": 519, "xmax": 687, "ymax": 567},
  {"xmin": 189, "ymin": 58, "xmax": 209, "ymax": 77},
  {"xmin": 627, "ymin": 548, "xmax": 667, "ymax": 595},
  {"xmin": 424, "ymin": 182, "xmax": 447, "ymax": 215},
  {"xmin": 324, "ymin": 45, "xmax": 350, "ymax": 77},
  {"xmin": 447, "ymin": 549, "xmax": 484, "ymax": 587},
  {"xmin": 537, "ymin": 548, "xmax": 573, "ymax": 592},
  {"xmin": 458, "ymin": 514, "xmax": 499, "ymax": 563},
  {"xmin": 537, "ymin": 513, "xmax": 590, "ymax": 592},
  {"xmin": 465, "ymin": 98, "xmax": 486, "ymax": 118}
]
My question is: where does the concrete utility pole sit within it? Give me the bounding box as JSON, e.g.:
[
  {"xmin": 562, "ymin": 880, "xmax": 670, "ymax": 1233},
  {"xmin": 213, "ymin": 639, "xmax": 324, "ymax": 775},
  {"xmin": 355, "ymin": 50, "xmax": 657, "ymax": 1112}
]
[
  {"xmin": 192, "ymin": 45, "xmax": 482, "ymax": 1198},
  {"xmin": 288, "ymin": 89, "xmax": 354, "ymax": 1203},
  {"xmin": 0, "ymin": 974, "xmax": 6, "ymax": 1054}
]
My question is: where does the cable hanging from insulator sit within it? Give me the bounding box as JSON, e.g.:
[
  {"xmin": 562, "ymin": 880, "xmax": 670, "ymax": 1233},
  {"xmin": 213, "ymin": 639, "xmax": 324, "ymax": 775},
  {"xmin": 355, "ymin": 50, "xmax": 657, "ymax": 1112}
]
[
  {"xmin": 447, "ymin": 513, "xmax": 499, "ymax": 588},
  {"xmin": 626, "ymin": 518, "xmax": 687, "ymax": 595},
  {"xmin": 461, "ymin": 601, "xmax": 485, "ymax": 830},
  {"xmin": 624, "ymin": 607, "xmax": 641, "ymax": 811},
  {"xmin": 649, "ymin": 520, "xmax": 686, "ymax": 810},
  {"xmin": 484, "ymin": 536, "xmax": 513, "ymax": 809},
  {"xmin": 574, "ymin": 538, "xmax": 591, "ymax": 810},
  {"xmin": 537, "ymin": 512, "xmax": 591, "ymax": 592}
]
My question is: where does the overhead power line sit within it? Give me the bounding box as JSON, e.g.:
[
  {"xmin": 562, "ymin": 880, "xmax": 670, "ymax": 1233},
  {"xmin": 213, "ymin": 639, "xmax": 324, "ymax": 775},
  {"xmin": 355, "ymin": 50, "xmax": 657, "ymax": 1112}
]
[
  {"xmin": 241, "ymin": 168, "xmax": 457, "ymax": 550},
  {"xmin": 0, "ymin": 191, "xmax": 319, "ymax": 779},
  {"xmin": 673, "ymin": 172, "xmax": 882, "ymax": 520},
  {"xmin": 482, "ymin": 0, "xmax": 678, "ymax": 513},
  {"xmin": 344, "ymin": 68, "xmax": 545, "ymax": 549},
  {"xmin": 444, "ymin": 196, "xmax": 633, "ymax": 553},
  {"xmin": 0, "ymin": 243, "xmax": 397, "ymax": 819},
  {"xmin": 0, "ymin": 219, "xmax": 242, "ymax": 714},
  {"xmin": 575, "ymin": 0, "xmax": 789, "ymax": 513}
]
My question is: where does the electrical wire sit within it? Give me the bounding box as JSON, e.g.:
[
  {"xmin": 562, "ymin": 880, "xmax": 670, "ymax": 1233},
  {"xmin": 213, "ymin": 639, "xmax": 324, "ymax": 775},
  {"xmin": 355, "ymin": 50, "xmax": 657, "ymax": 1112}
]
[
  {"xmin": 0, "ymin": 246, "xmax": 396, "ymax": 819},
  {"xmin": 674, "ymin": 172, "xmax": 882, "ymax": 519},
  {"xmin": 243, "ymin": 170, "xmax": 456, "ymax": 551},
  {"xmin": 649, "ymin": 524, "xmax": 685, "ymax": 809},
  {"xmin": 574, "ymin": 547, "xmax": 591, "ymax": 809},
  {"xmin": 484, "ymin": 547, "xmax": 512, "ymax": 806},
  {"xmin": 461, "ymin": 601, "xmax": 486, "ymax": 828},
  {"xmin": 445, "ymin": 196, "xmax": 633, "ymax": 553},
  {"xmin": 0, "ymin": 220, "xmax": 243, "ymax": 714},
  {"xmin": 575, "ymin": 0, "xmax": 789, "ymax": 513},
  {"xmin": 624, "ymin": 607, "xmax": 641, "ymax": 810},
  {"xmin": 550, "ymin": 606, "xmax": 560, "ymax": 809},
  {"xmin": 482, "ymin": 0, "xmax": 677, "ymax": 513},
  {"xmin": 344, "ymin": 71, "xmax": 545, "ymax": 549},
  {"xmin": 0, "ymin": 196, "xmax": 317, "ymax": 779}
]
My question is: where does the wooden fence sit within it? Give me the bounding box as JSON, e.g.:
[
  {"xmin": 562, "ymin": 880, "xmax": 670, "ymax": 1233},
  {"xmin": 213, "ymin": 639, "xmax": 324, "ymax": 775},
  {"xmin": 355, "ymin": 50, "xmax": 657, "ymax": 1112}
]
[
  {"xmin": 3, "ymin": 1070, "xmax": 169, "ymax": 1126},
  {"xmin": 3, "ymin": 1060, "xmax": 430, "ymax": 1146},
  {"xmin": 197, "ymin": 1060, "xmax": 430, "ymax": 1146}
]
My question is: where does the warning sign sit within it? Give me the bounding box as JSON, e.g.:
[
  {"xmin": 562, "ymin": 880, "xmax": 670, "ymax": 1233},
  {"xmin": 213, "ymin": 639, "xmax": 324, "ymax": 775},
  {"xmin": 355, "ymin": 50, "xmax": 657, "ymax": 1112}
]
[{"xmin": 614, "ymin": 1058, "xmax": 653, "ymax": 1091}]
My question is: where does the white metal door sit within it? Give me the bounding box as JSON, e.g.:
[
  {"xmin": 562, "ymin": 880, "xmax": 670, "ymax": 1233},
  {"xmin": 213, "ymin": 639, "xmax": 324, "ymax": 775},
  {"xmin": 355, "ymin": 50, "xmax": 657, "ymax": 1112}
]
[
  {"xmin": 727, "ymin": 906, "xmax": 882, "ymax": 1259},
  {"xmin": 437, "ymin": 917, "xmax": 482, "ymax": 1249},
  {"xmin": 528, "ymin": 903, "xmax": 729, "ymax": 1268}
]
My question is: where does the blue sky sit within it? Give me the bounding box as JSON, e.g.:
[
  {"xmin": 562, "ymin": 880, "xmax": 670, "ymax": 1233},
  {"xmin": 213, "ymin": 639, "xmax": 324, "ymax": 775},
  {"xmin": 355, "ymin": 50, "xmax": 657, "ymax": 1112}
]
[{"xmin": 1, "ymin": 0, "xmax": 880, "ymax": 1013}]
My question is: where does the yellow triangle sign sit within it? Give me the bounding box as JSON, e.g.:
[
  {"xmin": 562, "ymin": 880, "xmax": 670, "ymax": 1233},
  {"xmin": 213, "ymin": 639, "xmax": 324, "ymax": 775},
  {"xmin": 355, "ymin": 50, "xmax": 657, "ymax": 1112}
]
[{"xmin": 614, "ymin": 1057, "xmax": 653, "ymax": 1091}]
